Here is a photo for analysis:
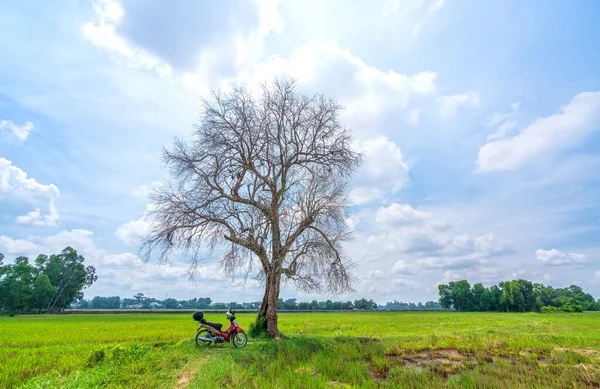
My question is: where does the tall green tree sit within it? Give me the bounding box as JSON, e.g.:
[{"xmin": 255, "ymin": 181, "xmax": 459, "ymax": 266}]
[{"xmin": 41, "ymin": 247, "xmax": 97, "ymax": 312}]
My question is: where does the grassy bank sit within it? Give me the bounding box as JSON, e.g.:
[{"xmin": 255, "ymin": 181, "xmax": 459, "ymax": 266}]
[{"xmin": 1, "ymin": 312, "xmax": 599, "ymax": 388}]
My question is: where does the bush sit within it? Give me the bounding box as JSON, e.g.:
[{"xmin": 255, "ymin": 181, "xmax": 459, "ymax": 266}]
[
  {"xmin": 540, "ymin": 305, "xmax": 583, "ymax": 313},
  {"xmin": 561, "ymin": 304, "xmax": 583, "ymax": 313},
  {"xmin": 248, "ymin": 315, "xmax": 269, "ymax": 338}
]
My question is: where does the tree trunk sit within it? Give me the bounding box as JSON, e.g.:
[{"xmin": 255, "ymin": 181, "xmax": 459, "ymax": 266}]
[
  {"xmin": 257, "ymin": 279, "xmax": 270, "ymax": 333},
  {"xmin": 256, "ymin": 269, "xmax": 281, "ymax": 338},
  {"xmin": 266, "ymin": 271, "xmax": 281, "ymax": 338}
]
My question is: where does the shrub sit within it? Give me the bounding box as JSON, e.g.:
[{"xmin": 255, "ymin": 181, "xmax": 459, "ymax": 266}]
[{"xmin": 248, "ymin": 315, "xmax": 269, "ymax": 338}]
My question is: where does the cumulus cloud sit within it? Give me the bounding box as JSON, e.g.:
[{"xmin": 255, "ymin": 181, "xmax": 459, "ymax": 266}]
[
  {"xmin": 115, "ymin": 204, "xmax": 154, "ymax": 245},
  {"xmin": 392, "ymin": 260, "xmax": 416, "ymax": 275},
  {"xmin": 242, "ymin": 40, "xmax": 437, "ymax": 122},
  {"xmin": 393, "ymin": 277, "xmax": 419, "ymax": 288},
  {"xmin": 0, "ymin": 236, "xmax": 42, "ymax": 256},
  {"xmin": 536, "ymin": 248, "xmax": 586, "ymax": 266},
  {"xmin": 437, "ymin": 92, "xmax": 479, "ymax": 118},
  {"xmin": 478, "ymin": 91, "xmax": 600, "ymax": 172},
  {"xmin": 83, "ymin": 0, "xmax": 173, "ymax": 77},
  {"xmin": 368, "ymin": 270, "xmax": 384, "ymax": 280},
  {"xmin": 438, "ymin": 270, "xmax": 461, "ymax": 284},
  {"xmin": 0, "ymin": 158, "xmax": 60, "ymax": 226},
  {"xmin": 367, "ymin": 203, "xmax": 512, "ymax": 270},
  {"xmin": 131, "ymin": 181, "xmax": 160, "ymax": 198},
  {"xmin": 16, "ymin": 203, "xmax": 59, "ymax": 226},
  {"xmin": 0, "ymin": 119, "xmax": 34, "ymax": 141},
  {"xmin": 350, "ymin": 136, "xmax": 409, "ymax": 205}
]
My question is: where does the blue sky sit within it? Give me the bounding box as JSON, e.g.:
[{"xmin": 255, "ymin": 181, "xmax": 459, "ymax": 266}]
[{"xmin": 1, "ymin": 0, "xmax": 599, "ymax": 303}]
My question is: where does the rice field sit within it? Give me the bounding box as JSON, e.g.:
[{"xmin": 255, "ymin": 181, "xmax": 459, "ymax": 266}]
[{"xmin": 1, "ymin": 311, "xmax": 599, "ymax": 388}]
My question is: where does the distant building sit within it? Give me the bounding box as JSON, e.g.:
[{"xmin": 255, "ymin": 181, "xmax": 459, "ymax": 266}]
[{"xmin": 148, "ymin": 302, "xmax": 163, "ymax": 309}]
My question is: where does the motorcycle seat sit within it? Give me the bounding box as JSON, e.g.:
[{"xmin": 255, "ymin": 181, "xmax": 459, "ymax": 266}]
[{"xmin": 205, "ymin": 321, "xmax": 223, "ymax": 330}]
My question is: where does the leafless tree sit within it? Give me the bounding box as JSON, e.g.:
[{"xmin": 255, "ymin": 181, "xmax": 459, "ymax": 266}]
[{"xmin": 141, "ymin": 78, "xmax": 362, "ymax": 338}]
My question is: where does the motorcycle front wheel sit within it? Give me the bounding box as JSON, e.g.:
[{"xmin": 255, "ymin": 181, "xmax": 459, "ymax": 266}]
[
  {"xmin": 196, "ymin": 329, "xmax": 212, "ymax": 347},
  {"xmin": 232, "ymin": 332, "xmax": 248, "ymax": 348}
]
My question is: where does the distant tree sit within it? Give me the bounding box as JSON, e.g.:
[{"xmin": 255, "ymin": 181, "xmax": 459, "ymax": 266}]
[
  {"xmin": 438, "ymin": 284, "xmax": 453, "ymax": 309},
  {"xmin": 91, "ymin": 296, "xmax": 121, "ymax": 309},
  {"xmin": 163, "ymin": 298, "xmax": 178, "ymax": 309},
  {"xmin": 450, "ymin": 280, "xmax": 473, "ymax": 311},
  {"xmin": 78, "ymin": 299, "xmax": 90, "ymax": 309},
  {"xmin": 354, "ymin": 298, "xmax": 377, "ymax": 310},
  {"xmin": 41, "ymin": 247, "xmax": 97, "ymax": 312},
  {"xmin": 134, "ymin": 293, "xmax": 146, "ymax": 303}
]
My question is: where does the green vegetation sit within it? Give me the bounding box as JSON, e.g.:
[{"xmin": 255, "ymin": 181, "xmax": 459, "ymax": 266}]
[
  {"xmin": 2, "ymin": 312, "xmax": 600, "ymax": 388},
  {"xmin": 0, "ymin": 248, "xmax": 97, "ymax": 315},
  {"xmin": 438, "ymin": 279, "xmax": 600, "ymax": 312}
]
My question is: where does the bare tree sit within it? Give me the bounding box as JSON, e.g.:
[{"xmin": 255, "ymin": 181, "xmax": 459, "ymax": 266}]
[{"xmin": 141, "ymin": 78, "xmax": 362, "ymax": 338}]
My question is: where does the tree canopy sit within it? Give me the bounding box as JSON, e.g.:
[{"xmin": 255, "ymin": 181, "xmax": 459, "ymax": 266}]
[{"xmin": 0, "ymin": 247, "xmax": 97, "ymax": 315}]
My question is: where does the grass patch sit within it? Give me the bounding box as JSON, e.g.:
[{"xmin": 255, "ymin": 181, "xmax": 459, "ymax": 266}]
[{"xmin": 1, "ymin": 312, "xmax": 600, "ymax": 388}]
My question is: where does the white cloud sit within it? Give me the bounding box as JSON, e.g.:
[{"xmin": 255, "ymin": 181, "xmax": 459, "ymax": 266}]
[
  {"xmin": 393, "ymin": 277, "xmax": 419, "ymax": 288},
  {"xmin": 437, "ymin": 92, "xmax": 480, "ymax": 118},
  {"xmin": 487, "ymin": 101, "xmax": 520, "ymax": 128},
  {"xmin": 376, "ymin": 203, "xmax": 442, "ymax": 228},
  {"xmin": 392, "ymin": 260, "xmax": 415, "ymax": 275},
  {"xmin": 16, "ymin": 203, "xmax": 59, "ymax": 226},
  {"xmin": 367, "ymin": 203, "xmax": 511, "ymax": 271},
  {"xmin": 536, "ymin": 248, "xmax": 587, "ymax": 266},
  {"xmin": 478, "ymin": 91, "xmax": 600, "ymax": 172},
  {"xmin": 487, "ymin": 120, "xmax": 517, "ymax": 142},
  {"xmin": 0, "ymin": 119, "xmax": 34, "ymax": 141},
  {"xmin": 241, "ymin": 40, "xmax": 437, "ymax": 121},
  {"xmin": 235, "ymin": 0, "xmax": 285, "ymax": 67},
  {"xmin": 0, "ymin": 158, "xmax": 60, "ymax": 225},
  {"xmin": 350, "ymin": 137, "xmax": 409, "ymax": 205},
  {"xmin": 115, "ymin": 204, "xmax": 154, "ymax": 245},
  {"xmin": 486, "ymin": 101, "xmax": 520, "ymax": 141},
  {"xmin": 349, "ymin": 187, "xmax": 382, "ymax": 206},
  {"xmin": 131, "ymin": 181, "xmax": 161, "ymax": 198},
  {"xmin": 438, "ymin": 270, "xmax": 461, "ymax": 284},
  {"xmin": 0, "ymin": 236, "xmax": 42, "ymax": 255},
  {"xmin": 407, "ymin": 108, "xmax": 422, "ymax": 125},
  {"xmin": 83, "ymin": 0, "xmax": 173, "ymax": 77},
  {"xmin": 368, "ymin": 270, "xmax": 384, "ymax": 280}
]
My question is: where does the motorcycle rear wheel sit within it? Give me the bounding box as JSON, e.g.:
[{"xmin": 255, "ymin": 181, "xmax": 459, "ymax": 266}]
[
  {"xmin": 196, "ymin": 329, "xmax": 212, "ymax": 347},
  {"xmin": 232, "ymin": 332, "xmax": 248, "ymax": 348}
]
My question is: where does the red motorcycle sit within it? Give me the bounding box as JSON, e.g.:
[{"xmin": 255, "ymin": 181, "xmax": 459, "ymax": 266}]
[{"xmin": 193, "ymin": 308, "xmax": 248, "ymax": 348}]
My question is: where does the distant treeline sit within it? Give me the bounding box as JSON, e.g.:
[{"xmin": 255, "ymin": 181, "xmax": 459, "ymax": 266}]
[
  {"xmin": 438, "ymin": 279, "xmax": 600, "ymax": 312},
  {"xmin": 72, "ymin": 294, "xmax": 443, "ymax": 311}
]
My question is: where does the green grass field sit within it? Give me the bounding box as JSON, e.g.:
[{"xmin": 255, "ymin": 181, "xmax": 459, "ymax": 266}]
[{"xmin": 1, "ymin": 312, "xmax": 600, "ymax": 388}]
